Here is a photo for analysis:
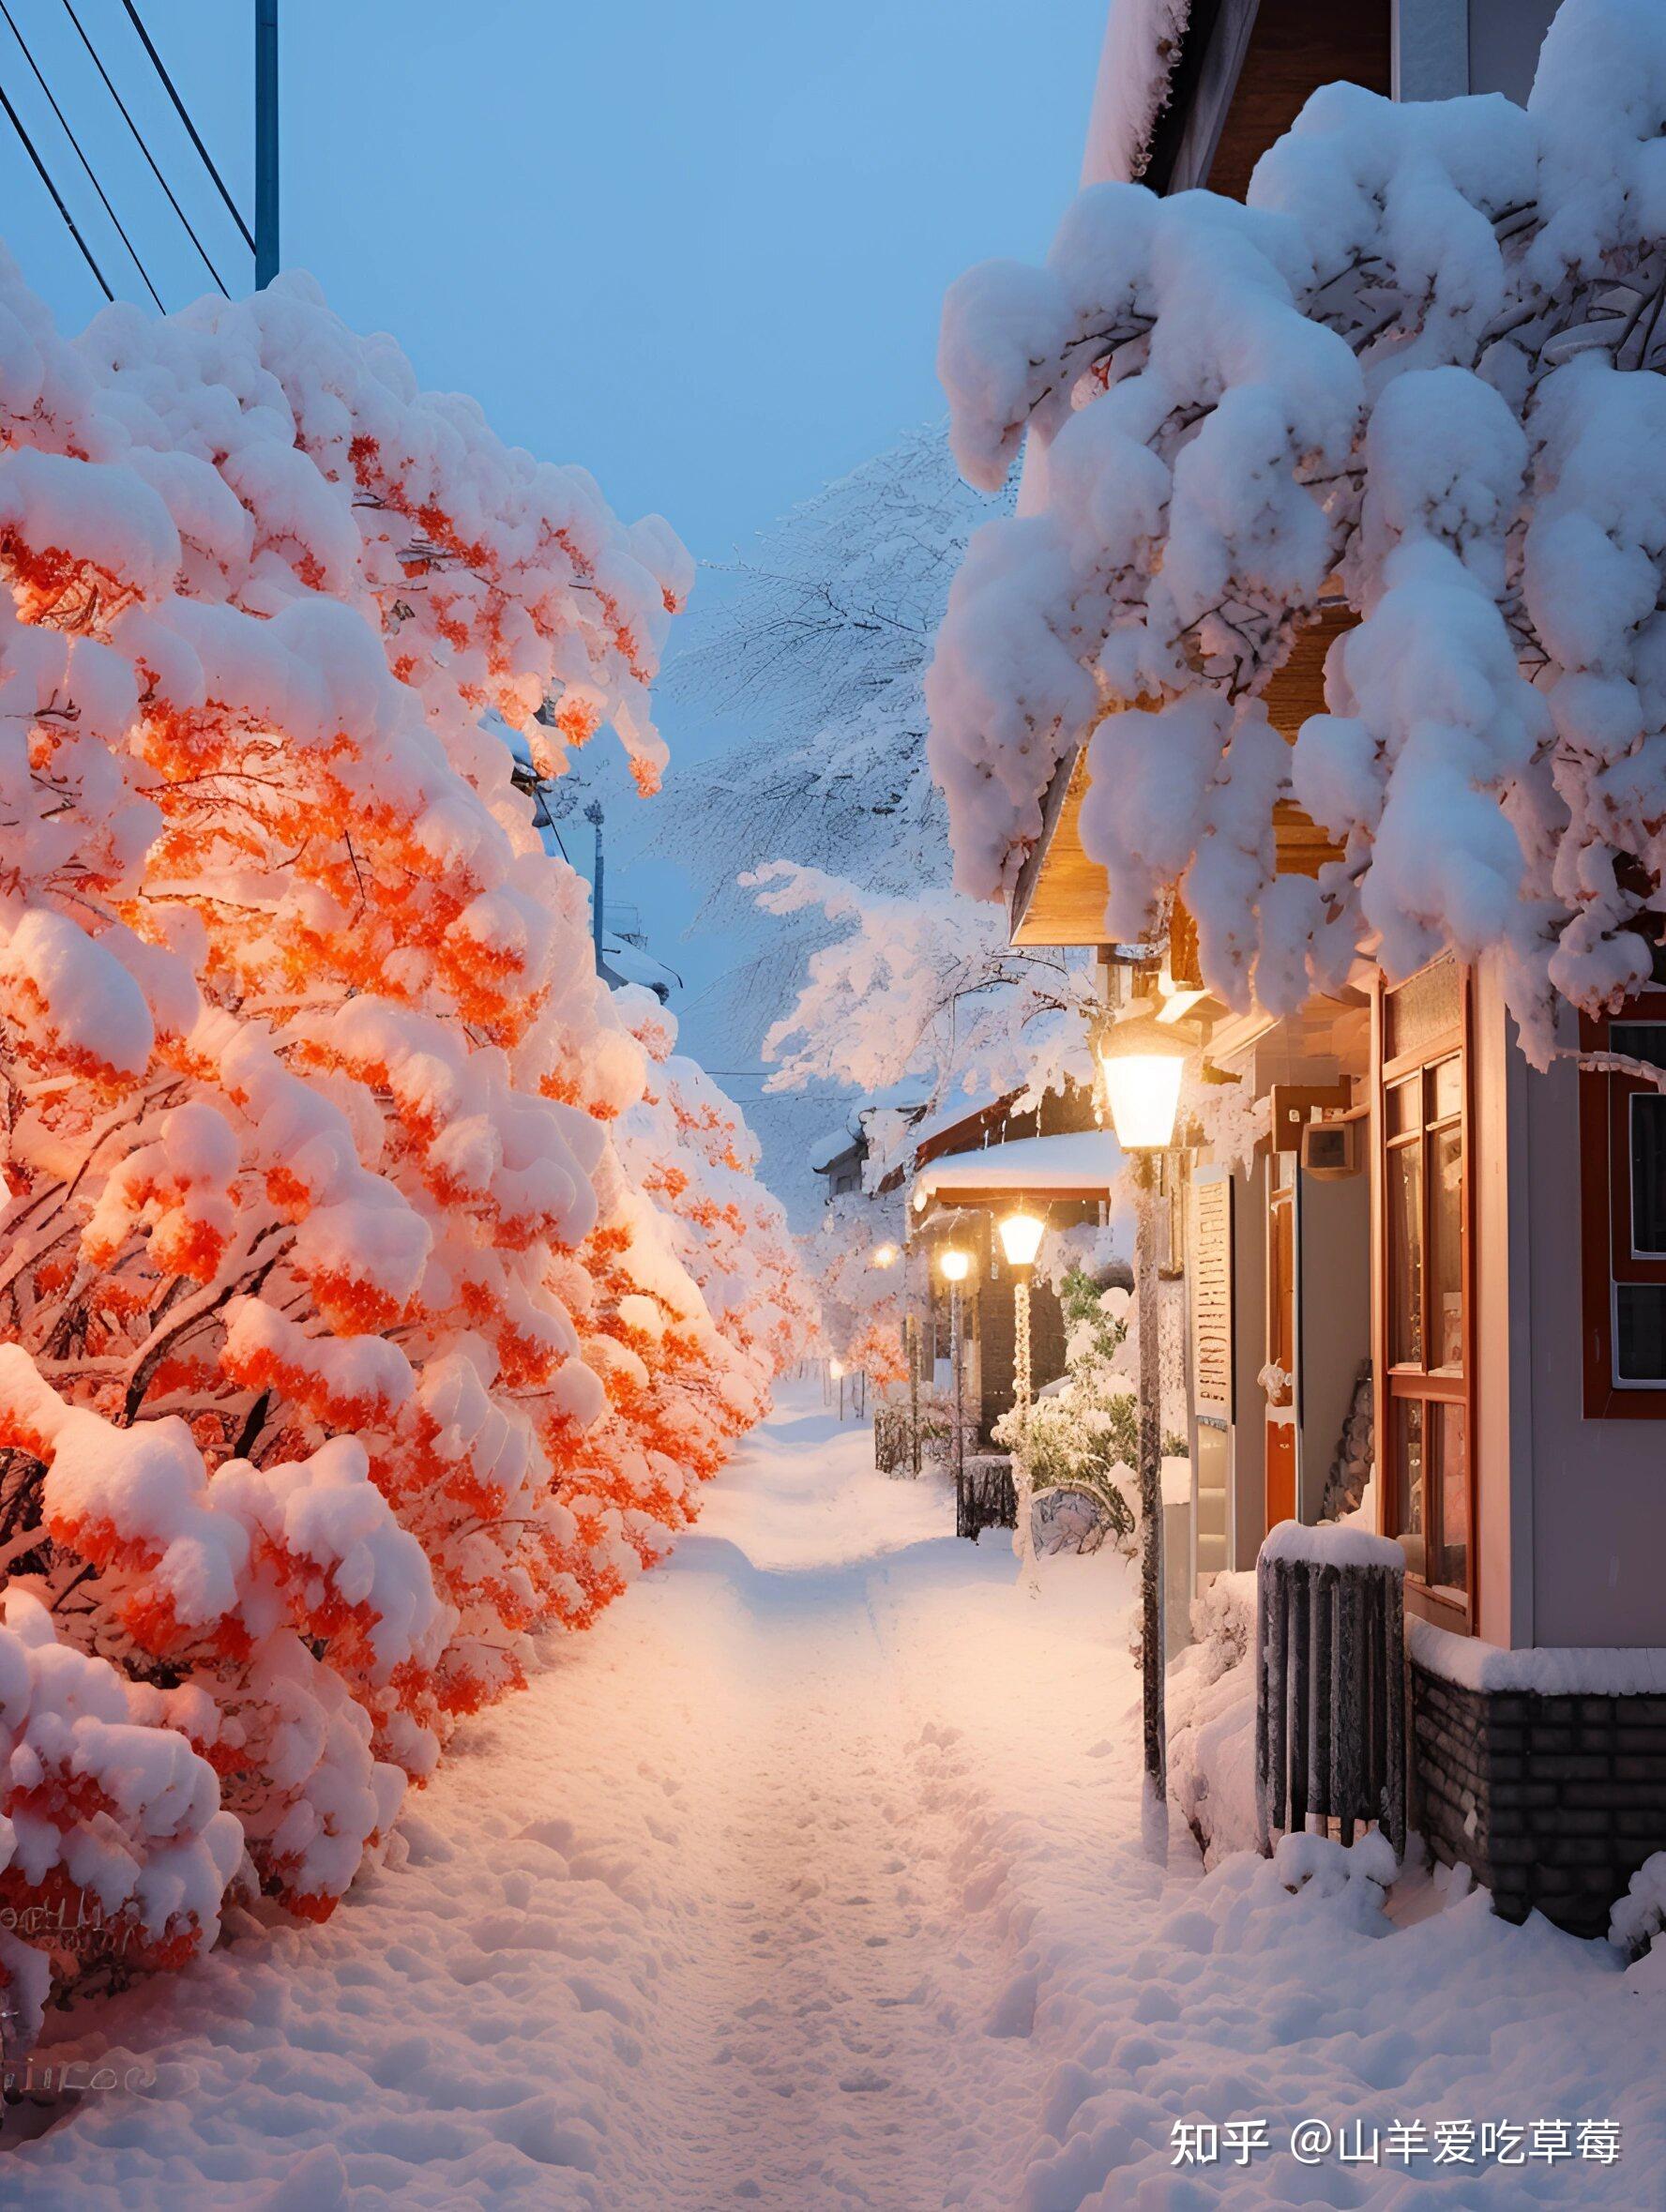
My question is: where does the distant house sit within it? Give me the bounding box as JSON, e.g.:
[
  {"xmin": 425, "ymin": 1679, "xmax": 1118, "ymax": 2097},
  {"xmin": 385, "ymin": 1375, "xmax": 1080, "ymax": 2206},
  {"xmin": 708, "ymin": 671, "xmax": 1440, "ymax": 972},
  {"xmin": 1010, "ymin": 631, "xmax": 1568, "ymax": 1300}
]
[{"xmin": 906, "ymin": 1082, "xmax": 1117, "ymax": 1447}]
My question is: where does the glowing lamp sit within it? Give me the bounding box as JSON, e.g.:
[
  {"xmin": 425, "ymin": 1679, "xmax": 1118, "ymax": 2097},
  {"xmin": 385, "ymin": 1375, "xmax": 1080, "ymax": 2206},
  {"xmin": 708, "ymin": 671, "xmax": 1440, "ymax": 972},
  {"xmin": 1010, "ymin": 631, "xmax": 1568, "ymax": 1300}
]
[
  {"xmin": 828, "ymin": 1356, "xmax": 844, "ymax": 1378},
  {"xmin": 997, "ymin": 1208, "xmax": 1045, "ymax": 1272},
  {"xmin": 938, "ymin": 1247, "xmax": 970, "ymax": 1284},
  {"xmin": 1097, "ymin": 1011, "xmax": 1188, "ymax": 1152},
  {"xmin": 871, "ymin": 1242, "xmax": 898, "ymax": 1269}
]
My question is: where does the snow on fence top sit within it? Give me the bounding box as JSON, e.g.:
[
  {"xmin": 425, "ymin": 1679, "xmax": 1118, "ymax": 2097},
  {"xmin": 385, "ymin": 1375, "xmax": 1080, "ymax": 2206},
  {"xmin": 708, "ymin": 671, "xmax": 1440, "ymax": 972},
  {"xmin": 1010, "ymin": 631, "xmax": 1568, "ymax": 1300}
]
[
  {"xmin": 928, "ymin": 0, "xmax": 1666, "ymax": 1065},
  {"xmin": 1259, "ymin": 1517, "xmax": 1404, "ymax": 1574}
]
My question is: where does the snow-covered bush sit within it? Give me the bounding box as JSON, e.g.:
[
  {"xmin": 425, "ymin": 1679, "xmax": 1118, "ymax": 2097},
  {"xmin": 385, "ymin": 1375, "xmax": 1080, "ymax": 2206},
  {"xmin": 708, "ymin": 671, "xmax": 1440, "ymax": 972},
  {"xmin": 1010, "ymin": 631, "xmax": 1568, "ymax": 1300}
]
[
  {"xmin": 931, "ymin": 0, "xmax": 1666, "ymax": 1062},
  {"xmin": 1609, "ymin": 1851, "xmax": 1666, "ymax": 1990},
  {"xmin": 0, "ymin": 1587, "xmax": 241, "ymax": 2044},
  {"xmin": 994, "ymin": 1268, "xmax": 1137, "ymax": 1548},
  {"xmin": 1168, "ymin": 1569, "xmax": 1259, "ymax": 1863},
  {"xmin": 0, "ymin": 248, "xmax": 806, "ymax": 2037}
]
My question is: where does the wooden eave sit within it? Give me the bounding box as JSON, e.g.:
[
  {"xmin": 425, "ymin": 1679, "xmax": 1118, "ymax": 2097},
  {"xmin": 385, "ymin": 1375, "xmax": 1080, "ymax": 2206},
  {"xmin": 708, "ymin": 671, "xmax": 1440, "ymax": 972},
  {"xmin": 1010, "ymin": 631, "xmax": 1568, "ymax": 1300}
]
[{"xmin": 1007, "ymin": 602, "xmax": 1356, "ymax": 953}]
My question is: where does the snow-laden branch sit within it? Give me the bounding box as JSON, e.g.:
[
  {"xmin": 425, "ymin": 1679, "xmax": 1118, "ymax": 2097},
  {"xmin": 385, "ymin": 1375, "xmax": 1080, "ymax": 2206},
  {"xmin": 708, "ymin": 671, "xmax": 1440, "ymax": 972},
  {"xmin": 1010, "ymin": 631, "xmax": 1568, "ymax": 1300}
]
[{"xmin": 929, "ymin": 0, "xmax": 1666, "ymax": 1061}]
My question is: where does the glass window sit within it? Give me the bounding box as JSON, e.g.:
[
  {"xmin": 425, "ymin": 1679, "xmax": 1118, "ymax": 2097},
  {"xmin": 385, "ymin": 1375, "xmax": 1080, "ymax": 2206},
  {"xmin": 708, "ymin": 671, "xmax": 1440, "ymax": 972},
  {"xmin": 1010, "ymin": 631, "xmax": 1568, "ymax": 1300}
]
[
  {"xmin": 1395, "ymin": 1398, "xmax": 1425, "ymax": 1579},
  {"xmin": 1610, "ymin": 1023, "xmax": 1666, "ymax": 1071},
  {"xmin": 1430, "ymin": 1054, "xmax": 1463, "ymax": 1123},
  {"xmin": 1385, "ymin": 959, "xmax": 1461, "ymax": 1062},
  {"xmin": 1386, "ymin": 1076, "xmax": 1420, "ymax": 1138},
  {"xmin": 1431, "ymin": 1124, "xmax": 1464, "ymax": 1370},
  {"xmin": 1388, "ymin": 1144, "xmax": 1423, "ymax": 1366},
  {"xmin": 1617, "ymin": 1283, "xmax": 1666, "ymax": 1382},
  {"xmin": 1431, "ymin": 1401, "xmax": 1469, "ymax": 1594},
  {"xmin": 1631, "ymin": 1094, "xmax": 1666, "ymax": 1257}
]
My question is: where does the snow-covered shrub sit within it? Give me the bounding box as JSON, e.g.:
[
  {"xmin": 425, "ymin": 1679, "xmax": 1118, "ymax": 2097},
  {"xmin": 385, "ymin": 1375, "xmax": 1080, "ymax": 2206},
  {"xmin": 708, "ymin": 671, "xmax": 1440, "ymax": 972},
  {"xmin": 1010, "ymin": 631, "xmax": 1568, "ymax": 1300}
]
[
  {"xmin": 994, "ymin": 1269, "xmax": 1137, "ymax": 1549},
  {"xmin": 1609, "ymin": 1852, "xmax": 1666, "ymax": 1990},
  {"xmin": 0, "ymin": 249, "xmax": 808, "ymax": 2034},
  {"xmin": 931, "ymin": 0, "xmax": 1666, "ymax": 1062},
  {"xmin": 0, "ymin": 1587, "xmax": 241, "ymax": 2040},
  {"xmin": 1168, "ymin": 1570, "xmax": 1258, "ymax": 1863}
]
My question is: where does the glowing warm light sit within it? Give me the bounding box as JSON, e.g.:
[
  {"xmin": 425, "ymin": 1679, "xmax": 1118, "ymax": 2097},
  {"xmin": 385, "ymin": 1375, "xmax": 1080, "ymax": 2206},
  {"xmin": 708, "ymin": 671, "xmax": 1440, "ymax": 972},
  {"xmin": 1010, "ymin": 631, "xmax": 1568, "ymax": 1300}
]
[
  {"xmin": 828, "ymin": 1356, "xmax": 845, "ymax": 1378},
  {"xmin": 871, "ymin": 1242, "xmax": 898, "ymax": 1269},
  {"xmin": 938, "ymin": 1247, "xmax": 970, "ymax": 1283},
  {"xmin": 997, "ymin": 1209, "xmax": 1045, "ymax": 1270},
  {"xmin": 1097, "ymin": 1011, "xmax": 1188, "ymax": 1151}
]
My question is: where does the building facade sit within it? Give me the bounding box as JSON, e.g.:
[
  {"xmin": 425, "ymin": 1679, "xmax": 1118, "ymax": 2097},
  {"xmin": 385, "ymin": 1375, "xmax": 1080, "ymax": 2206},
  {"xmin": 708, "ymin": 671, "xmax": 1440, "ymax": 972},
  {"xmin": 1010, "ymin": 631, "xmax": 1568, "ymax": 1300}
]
[{"xmin": 1011, "ymin": 0, "xmax": 1665, "ymax": 1933}]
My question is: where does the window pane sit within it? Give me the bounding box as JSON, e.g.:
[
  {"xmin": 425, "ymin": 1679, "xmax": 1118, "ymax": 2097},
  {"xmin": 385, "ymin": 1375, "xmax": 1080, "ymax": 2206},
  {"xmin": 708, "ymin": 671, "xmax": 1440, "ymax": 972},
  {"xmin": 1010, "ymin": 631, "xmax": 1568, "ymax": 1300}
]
[
  {"xmin": 1617, "ymin": 1284, "xmax": 1666, "ymax": 1382},
  {"xmin": 1431, "ymin": 1401, "xmax": 1469, "ymax": 1593},
  {"xmin": 1385, "ymin": 959, "xmax": 1459, "ymax": 1061},
  {"xmin": 1394, "ymin": 1398, "xmax": 1426, "ymax": 1580},
  {"xmin": 1611, "ymin": 1023, "xmax": 1666, "ymax": 1072},
  {"xmin": 1386, "ymin": 1077, "xmax": 1419, "ymax": 1137},
  {"xmin": 1430, "ymin": 1054, "xmax": 1462, "ymax": 1123},
  {"xmin": 1431, "ymin": 1124, "xmax": 1464, "ymax": 1371},
  {"xmin": 1631, "ymin": 1096, "xmax": 1666, "ymax": 1256},
  {"xmin": 1388, "ymin": 1144, "xmax": 1423, "ymax": 1365}
]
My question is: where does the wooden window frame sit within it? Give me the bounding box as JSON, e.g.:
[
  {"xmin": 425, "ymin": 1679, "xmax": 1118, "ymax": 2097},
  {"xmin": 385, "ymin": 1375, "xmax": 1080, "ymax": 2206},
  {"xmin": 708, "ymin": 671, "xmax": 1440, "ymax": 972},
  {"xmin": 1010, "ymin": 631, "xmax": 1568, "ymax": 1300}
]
[
  {"xmin": 1579, "ymin": 994, "xmax": 1666, "ymax": 1417},
  {"xmin": 1373, "ymin": 962, "xmax": 1477, "ymax": 1632}
]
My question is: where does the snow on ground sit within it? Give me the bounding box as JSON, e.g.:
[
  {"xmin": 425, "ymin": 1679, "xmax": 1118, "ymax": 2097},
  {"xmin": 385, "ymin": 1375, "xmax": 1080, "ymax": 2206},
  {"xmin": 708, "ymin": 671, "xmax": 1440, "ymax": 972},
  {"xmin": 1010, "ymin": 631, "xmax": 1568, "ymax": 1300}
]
[{"xmin": 4, "ymin": 1381, "xmax": 1660, "ymax": 2208}]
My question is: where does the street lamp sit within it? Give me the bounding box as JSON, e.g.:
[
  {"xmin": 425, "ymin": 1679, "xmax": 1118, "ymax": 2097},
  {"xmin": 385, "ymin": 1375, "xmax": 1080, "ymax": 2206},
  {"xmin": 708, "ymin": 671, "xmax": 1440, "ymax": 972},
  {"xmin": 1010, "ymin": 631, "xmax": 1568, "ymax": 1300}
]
[
  {"xmin": 997, "ymin": 1208, "xmax": 1046, "ymax": 1594},
  {"xmin": 938, "ymin": 1245, "xmax": 971, "ymax": 1511},
  {"xmin": 1095, "ymin": 1008, "xmax": 1188, "ymax": 1853},
  {"xmin": 829, "ymin": 1354, "xmax": 845, "ymax": 1422},
  {"xmin": 871, "ymin": 1242, "xmax": 898, "ymax": 1269}
]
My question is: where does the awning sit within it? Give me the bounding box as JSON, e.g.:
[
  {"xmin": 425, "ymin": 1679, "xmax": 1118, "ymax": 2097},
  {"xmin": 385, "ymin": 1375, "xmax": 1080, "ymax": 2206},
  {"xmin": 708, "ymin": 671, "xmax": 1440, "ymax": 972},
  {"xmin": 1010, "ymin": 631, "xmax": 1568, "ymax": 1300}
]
[{"xmin": 911, "ymin": 1129, "xmax": 1122, "ymax": 1213}]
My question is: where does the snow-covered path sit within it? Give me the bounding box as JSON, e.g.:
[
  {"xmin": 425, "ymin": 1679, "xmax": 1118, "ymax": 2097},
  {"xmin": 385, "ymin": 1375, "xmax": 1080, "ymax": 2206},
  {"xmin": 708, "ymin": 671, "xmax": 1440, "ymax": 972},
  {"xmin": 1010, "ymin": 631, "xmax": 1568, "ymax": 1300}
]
[
  {"xmin": 3, "ymin": 1383, "xmax": 1135, "ymax": 2210},
  {"xmin": 7, "ymin": 1382, "xmax": 1663, "ymax": 2209}
]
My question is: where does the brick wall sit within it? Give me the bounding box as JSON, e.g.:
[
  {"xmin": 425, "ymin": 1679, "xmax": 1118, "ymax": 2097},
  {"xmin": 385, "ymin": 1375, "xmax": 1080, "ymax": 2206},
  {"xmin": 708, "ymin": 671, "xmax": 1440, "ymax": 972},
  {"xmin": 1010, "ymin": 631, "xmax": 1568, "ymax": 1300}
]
[{"xmin": 1412, "ymin": 1664, "xmax": 1666, "ymax": 1937}]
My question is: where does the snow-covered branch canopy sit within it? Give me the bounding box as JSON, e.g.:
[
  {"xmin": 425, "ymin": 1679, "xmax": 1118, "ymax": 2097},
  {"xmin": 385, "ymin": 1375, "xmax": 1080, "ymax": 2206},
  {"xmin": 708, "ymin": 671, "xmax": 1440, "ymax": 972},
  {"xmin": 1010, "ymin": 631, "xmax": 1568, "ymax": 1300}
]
[{"xmin": 929, "ymin": 0, "xmax": 1666, "ymax": 1059}]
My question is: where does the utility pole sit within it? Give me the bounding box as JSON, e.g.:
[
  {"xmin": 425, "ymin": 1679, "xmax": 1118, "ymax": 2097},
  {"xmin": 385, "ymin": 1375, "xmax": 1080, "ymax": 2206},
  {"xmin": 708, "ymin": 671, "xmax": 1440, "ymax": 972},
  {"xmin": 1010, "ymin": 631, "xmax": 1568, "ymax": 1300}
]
[
  {"xmin": 255, "ymin": 0, "xmax": 279, "ymax": 287},
  {"xmin": 585, "ymin": 802, "xmax": 606, "ymax": 974}
]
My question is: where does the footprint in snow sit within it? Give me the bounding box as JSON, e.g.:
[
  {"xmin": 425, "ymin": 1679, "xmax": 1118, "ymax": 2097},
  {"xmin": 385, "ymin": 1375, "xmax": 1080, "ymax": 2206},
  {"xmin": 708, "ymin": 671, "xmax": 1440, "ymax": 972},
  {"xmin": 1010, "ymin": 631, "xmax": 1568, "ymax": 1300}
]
[{"xmin": 839, "ymin": 2068, "xmax": 891, "ymax": 2093}]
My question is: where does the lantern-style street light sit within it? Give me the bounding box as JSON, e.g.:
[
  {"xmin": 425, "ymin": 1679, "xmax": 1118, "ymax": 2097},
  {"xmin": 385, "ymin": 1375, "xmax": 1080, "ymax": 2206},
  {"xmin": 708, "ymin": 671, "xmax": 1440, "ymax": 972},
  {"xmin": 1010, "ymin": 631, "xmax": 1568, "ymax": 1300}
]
[
  {"xmin": 871, "ymin": 1242, "xmax": 898, "ymax": 1269},
  {"xmin": 829, "ymin": 1354, "xmax": 846, "ymax": 1422},
  {"xmin": 997, "ymin": 1207, "xmax": 1046, "ymax": 1594},
  {"xmin": 1095, "ymin": 1008, "xmax": 1188, "ymax": 1851},
  {"xmin": 938, "ymin": 1245, "xmax": 971, "ymax": 1503}
]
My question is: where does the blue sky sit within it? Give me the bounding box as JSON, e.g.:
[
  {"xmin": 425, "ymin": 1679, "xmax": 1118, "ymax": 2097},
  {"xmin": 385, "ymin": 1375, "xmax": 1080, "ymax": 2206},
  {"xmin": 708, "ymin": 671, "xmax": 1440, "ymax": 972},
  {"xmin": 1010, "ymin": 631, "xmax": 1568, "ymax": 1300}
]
[{"xmin": 0, "ymin": 0, "xmax": 1103, "ymax": 560}]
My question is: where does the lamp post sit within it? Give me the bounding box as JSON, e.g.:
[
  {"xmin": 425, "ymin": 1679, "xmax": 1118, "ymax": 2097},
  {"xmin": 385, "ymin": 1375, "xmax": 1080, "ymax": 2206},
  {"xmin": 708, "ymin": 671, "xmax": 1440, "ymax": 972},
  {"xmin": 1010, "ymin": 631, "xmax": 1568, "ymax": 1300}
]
[
  {"xmin": 829, "ymin": 1355, "xmax": 845, "ymax": 1422},
  {"xmin": 1096, "ymin": 1008, "xmax": 1189, "ymax": 1855},
  {"xmin": 938, "ymin": 1245, "xmax": 971, "ymax": 1519},
  {"xmin": 997, "ymin": 1207, "xmax": 1046, "ymax": 1594}
]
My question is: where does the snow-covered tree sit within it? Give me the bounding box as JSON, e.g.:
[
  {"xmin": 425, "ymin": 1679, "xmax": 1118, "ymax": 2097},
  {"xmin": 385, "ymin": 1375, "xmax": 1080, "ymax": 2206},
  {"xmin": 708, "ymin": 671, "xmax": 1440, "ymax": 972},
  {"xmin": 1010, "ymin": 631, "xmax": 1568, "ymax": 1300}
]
[
  {"xmin": 744, "ymin": 862, "xmax": 1096, "ymax": 1152},
  {"xmin": 0, "ymin": 246, "xmax": 806, "ymax": 2032},
  {"xmin": 930, "ymin": 0, "xmax": 1666, "ymax": 1063}
]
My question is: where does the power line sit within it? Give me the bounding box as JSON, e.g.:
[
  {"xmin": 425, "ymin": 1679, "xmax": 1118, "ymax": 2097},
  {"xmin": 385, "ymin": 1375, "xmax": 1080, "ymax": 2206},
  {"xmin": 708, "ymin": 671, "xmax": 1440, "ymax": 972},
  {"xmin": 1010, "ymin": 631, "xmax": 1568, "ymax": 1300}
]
[
  {"xmin": 119, "ymin": 0, "xmax": 253, "ymax": 252},
  {"xmin": 0, "ymin": 72, "xmax": 109, "ymax": 301},
  {"xmin": 0, "ymin": 0, "xmax": 161, "ymax": 311},
  {"xmin": 61, "ymin": 0, "xmax": 230, "ymax": 296}
]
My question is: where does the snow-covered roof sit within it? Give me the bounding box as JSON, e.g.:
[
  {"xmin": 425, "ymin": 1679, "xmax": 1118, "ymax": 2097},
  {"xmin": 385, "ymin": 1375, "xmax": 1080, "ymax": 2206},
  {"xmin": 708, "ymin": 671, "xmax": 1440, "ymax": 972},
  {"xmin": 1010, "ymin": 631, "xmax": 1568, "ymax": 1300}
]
[
  {"xmin": 810, "ymin": 1124, "xmax": 861, "ymax": 1173},
  {"xmin": 603, "ymin": 933, "xmax": 681, "ymax": 996},
  {"xmin": 911, "ymin": 1130, "xmax": 1121, "ymax": 1211},
  {"xmin": 1080, "ymin": 0, "xmax": 1191, "ymax": 188}
]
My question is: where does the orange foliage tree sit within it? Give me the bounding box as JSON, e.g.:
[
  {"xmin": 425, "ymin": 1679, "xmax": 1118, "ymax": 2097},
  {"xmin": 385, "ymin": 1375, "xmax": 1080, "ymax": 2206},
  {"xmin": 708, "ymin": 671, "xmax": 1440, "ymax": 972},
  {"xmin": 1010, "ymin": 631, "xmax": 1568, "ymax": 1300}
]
[{"xmin": 0, "ymin": 259, "xmax": 810, "ymax": 2049}]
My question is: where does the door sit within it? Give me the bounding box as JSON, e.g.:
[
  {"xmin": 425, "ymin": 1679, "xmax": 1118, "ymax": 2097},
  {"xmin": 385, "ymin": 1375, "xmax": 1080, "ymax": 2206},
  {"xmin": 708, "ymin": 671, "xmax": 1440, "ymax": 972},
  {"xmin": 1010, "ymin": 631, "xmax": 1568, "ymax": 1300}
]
[{"xmin": 1265, "ymin": 1155, "xmax": 1297, "ymax": 1528}]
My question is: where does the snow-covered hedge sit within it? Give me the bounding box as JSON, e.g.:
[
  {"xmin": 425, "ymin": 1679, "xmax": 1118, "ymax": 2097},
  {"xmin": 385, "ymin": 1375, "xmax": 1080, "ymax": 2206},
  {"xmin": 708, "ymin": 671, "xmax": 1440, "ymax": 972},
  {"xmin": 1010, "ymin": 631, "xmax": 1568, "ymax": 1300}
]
[{"xmin": 931, "ymin": 0, "xmax": 1666, "ymax": 1062}]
